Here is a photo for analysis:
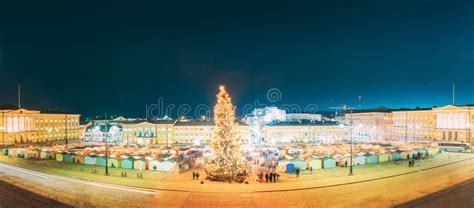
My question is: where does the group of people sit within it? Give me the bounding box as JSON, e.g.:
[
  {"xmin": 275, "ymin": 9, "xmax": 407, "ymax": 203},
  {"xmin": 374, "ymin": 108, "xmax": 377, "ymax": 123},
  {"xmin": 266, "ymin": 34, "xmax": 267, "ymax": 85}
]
[
  {"xmin": 407, "ymin": 153, "xmax": 423, "ymax": 168},
  {"xmin": 257, "ymin": 171, "xmax": 280, "ymax": 183},
  {"xmin": 192, "ymin": 171, "xmax": 200, "ymax": 180}
]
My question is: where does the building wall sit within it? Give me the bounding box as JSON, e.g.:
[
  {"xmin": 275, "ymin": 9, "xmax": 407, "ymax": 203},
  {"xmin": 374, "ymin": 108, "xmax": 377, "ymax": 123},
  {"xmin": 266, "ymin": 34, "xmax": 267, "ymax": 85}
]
[
  {"xmin": 122, "ymin": 123, "xmax": 173, "ymax": 145},
  {"xmin": 348, "ymin": 105, "xmax": 474, "ymax": 143},
  {"xmin": 346, "ymin": 112, "xmax": 392, "ymax": 142},
  {"xmin": 0, "ymin": 109, "xmax": 80, "ymax": 145},
  {"xmin": 173, "ymin": 124, "xmax": 250, "ymax": 145},
  {"xmin": 263, "ymin": 125, "xmax": 349, "ymax": 144},
  {"xmin": 391, "ymin": 110, "xmax": 435, "ymax": 141}
]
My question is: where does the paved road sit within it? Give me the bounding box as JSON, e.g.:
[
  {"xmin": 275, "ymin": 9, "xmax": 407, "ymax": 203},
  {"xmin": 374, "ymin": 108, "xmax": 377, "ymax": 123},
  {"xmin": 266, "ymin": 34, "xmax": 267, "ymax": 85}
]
[
  {"xmin": 395, "ymin": 178, "xmax": 474, "ymax": 208},
  {"xmin": 0, "ymin": 179, "xmax": 73, "ymax": 208},
  {"xmin": 1, "ymin": 158, "xmax": 473, "ymax": 207}
]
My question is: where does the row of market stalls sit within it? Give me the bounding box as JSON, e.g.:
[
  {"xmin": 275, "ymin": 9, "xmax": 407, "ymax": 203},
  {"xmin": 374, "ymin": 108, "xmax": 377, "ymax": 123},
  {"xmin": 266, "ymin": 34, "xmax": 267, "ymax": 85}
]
[
  {"xmin": 2, "ymin": 145, "xmax": 179, "ymax": 172},
  {"xmin": 273, "ymin": 143, "xmax": 440, "ymax": 173}
]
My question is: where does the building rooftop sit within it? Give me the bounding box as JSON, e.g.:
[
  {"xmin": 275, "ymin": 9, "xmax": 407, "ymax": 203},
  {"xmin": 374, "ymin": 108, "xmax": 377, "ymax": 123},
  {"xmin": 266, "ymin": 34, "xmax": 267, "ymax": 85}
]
[
  {"xmin": 119, "ymin": 119, "xmax": 175, "ymax": 125},
  {"xmin": 0, "ymin": 104, "xmax": 19, "ymax": 110},
  {"xmin": 0, "ymin": 104, "xmax": 79, "ymax": 115},
  {"xmin": 175, "ymin": 119, "xmax": 248, "ymax": 126},
  {"xmin": 266, "ymin": 121, "xmax": 339, "ymax": 126}
]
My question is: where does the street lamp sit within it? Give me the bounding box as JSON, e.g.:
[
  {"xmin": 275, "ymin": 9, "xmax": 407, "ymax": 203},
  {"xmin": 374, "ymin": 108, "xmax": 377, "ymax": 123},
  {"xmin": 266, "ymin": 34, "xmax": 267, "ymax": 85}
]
[
  {"xmin": 339, "ymin": 108, "xmax": 357, "ymax": 176},
  {"xmin": 349, "ymin": 111, "xmax": 354, "ymax": 176},
  {"xmin": 104, "ymin": 113, "xmax": 109, "ymax": 176},
  {"xmin": 339, "ymin": 107, "xmax": 366, "ymax": 176},
  {"xmin": 1, "ymin": 111, "xmax": 5, "ymax": 147}
]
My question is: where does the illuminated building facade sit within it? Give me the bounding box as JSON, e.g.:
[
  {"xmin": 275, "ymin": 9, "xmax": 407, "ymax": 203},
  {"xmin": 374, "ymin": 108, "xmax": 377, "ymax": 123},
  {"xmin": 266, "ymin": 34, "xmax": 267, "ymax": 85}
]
[
  {"xmin": 347, "ymin": 105, "xmax": 474, "ymax": 143},
  {"xmin": 83, "ymin": 117, "xmax": 174, "ymax": 146},
  {"xmin": 173, "ymin": 121, "xmax": 251, "ymax": 145},
  {"xmin": 286, "ymin": 113, "xmax": 322, "ymax": 122},
  {"xmin": 0, "ymin": 106, "xmax": 81, "ymax": 146},
  {"xmin": 82, "ymin": 118, "xmax": 250, "ymax": 146},
  {"xmin": 262, "ymin": 121, "xmax": 350, "ymax": 144},
  {"xmin": 344, "ymin": 108, "xmax": 393, "ymax": 142}
]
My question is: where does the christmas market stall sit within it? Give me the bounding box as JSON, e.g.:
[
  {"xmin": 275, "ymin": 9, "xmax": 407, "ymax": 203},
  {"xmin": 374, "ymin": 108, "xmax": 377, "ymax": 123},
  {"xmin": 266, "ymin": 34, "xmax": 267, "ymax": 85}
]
[
  {"xmin": 63, "ymin": 152, "xmax": 73, "ymax": 163},
  {"xmin": 365, "ymin": 153, "xmax": 378, "ymax": 164},
  {"xmin": 16, "ymin": 148, "xmax": 27, "ymax": 158},
  {"xmin": 391, "ymin": 151, "xmax": 401, "ymax": 161},
  {"xmin": 8, "ymin": 148, "xmax": 16, "ymax": 157},
  {"xmin": 47, "ymin": 152, "xmax": 56, "ymax": 160},
  {"xmin": 133, "ymin": 157, "xmax": 148, "ymax": 170},
  {"xmin": 335, "ymin": 155, "xmax": 350, "ymax": 167},
  {"xmin": 157, "ymin": 159, "xmax": 176, "ymax": 172},
  {"xmin": 40, "ymin": 150, "xmax": 48, "ymax": 159},
  {"xmin": 55, "ymin": 152, "xmax": 64, "ymax": 162},
  {"xmin": 158, "ymin": 159, "xmax": 176, "ymax": 172},
  {"xmin": 26, "ymin": 149, "xmax": 39, "ymax": 159},
  {"xmin": 149, "ymin": 159, "xmax": 160, "ymax": 171},
  {"xmin": 72, "ymin": 154, "xmax": 84, "ymax": 164},
  {"xmin": 294, "ymin": 159, "xmax": 306, "ymax": 171},
  {"xmin": 120, "ymin": 156, "xmax": 134, "ymax": 169},
  {"xmin": 109, "ymin": 155, "xmax": 121, "ymax": 168},
  {"xmin": 84, "ymin": 155, "xmax": 97, "ymax": 165},
  {"xmin": 377, "ymin": 152, "xmax": 391, "ymax": 163},
  {"xmin": 353, "ymin": 154, "xmax": 366, "ymax": 166},
  {"xmin": 400, "ymin": 151, "xmax": 409, "ymax": 160},
  {"xmin": 321, "ymin": 156, "xmax": 337, "ymax": 169},
  {"xmin": 97, "ymin": 155, "xmax": 112, "ymax": 167},
  {"xmin": 306, "ymin": 156, "xmax": 322, "ymax": 170}
]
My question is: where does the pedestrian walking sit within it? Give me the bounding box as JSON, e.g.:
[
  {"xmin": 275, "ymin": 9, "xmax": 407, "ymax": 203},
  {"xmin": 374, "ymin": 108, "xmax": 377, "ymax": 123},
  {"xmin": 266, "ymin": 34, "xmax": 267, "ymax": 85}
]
[
  {"xmin": 192, "ymin": 172, "xmax": 196, "ymax": 180},
  {"xmin": 273, "ymin": 172, "xmax": 277, "ymax": 182},
  {"xmin": 269, "ymin": 172, "xmax": 273, "ymax": 182},
  {"xmin": 265, "ymin": 173, "xmax": 269, "ymax": 183},
  {"xmin": 196, "ymin": 172, "xmax": 200, "ymax": 180},
  {"xmin": 309, "ymin": 166, "xmax": 313, "ymax": 175}
]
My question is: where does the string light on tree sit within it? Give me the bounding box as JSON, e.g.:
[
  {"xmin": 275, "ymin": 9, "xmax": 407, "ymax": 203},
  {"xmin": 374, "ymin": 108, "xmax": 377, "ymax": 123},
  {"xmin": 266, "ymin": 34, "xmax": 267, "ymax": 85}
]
[{"xmin": 205, "ymin": 85, "xmax": 250, "ymax": 182}]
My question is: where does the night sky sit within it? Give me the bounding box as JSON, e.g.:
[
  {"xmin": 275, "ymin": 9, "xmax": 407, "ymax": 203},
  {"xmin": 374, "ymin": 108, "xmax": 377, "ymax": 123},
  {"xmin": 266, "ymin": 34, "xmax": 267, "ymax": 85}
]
[{"xmin": 1, "ymin": 1, "xmax": 473, "ymax": 118}]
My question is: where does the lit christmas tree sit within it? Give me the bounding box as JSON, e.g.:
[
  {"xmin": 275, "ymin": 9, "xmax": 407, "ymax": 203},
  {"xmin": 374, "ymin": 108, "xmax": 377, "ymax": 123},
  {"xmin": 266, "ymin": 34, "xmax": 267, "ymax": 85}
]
[{"xmin": 205, "ymin": 86, "xmax": 249, "ymax": 182}]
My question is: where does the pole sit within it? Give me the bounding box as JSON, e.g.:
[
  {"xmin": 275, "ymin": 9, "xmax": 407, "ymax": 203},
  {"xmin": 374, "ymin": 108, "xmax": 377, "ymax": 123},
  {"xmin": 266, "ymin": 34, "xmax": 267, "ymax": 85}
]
[
  {"xmin": 2, "ymin": 112, "xmax": 4, "ymax": 147},
  {"xmin": 349, "ymin": 109, "xmax": 354, "ymax": 176},
  {"xmin": 65, "ymin": 114, "xmax": 68, "ymax": 146},
  {"xmin": 452, "ymin": 83, "xmax": 455, "ymax": 105},
  {"xmin": 18, "ymin": 83, "xmax": 21, "ymax": 109},
  {"xmin": 105, "ymin": 112, "xmax": 109, "ymax": 176},
  {"xmin": 405, "ymin": 112, "xmax": 408, "ymax": 142}
]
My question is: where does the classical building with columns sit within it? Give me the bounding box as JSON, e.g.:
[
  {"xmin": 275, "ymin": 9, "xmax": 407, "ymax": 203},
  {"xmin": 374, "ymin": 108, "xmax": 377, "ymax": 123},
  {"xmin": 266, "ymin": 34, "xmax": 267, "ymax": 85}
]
[
  {"xmin": 82, "ymin": 117, "xmax": 175, "ymax": 146},
  {"xmin": 347, "ymin": 104, "xmax": 474, "ymax": 143},
  {"xmin": 0, "ymin": 105, "xmax": 81, "ymax": 146}
]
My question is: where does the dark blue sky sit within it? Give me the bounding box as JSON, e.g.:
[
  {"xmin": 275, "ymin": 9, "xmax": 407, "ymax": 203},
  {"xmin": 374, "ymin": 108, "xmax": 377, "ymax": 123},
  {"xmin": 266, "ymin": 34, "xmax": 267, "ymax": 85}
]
[{"xmin": 0, "ymin": 1, "xmax": 473, "ymax": 118}]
